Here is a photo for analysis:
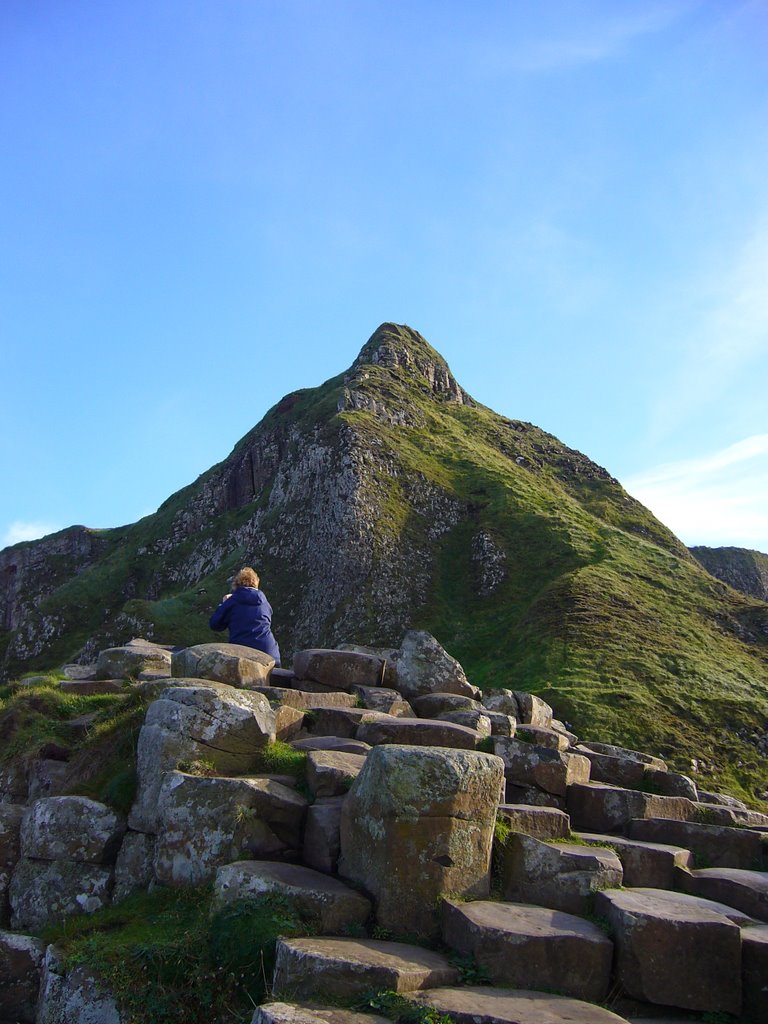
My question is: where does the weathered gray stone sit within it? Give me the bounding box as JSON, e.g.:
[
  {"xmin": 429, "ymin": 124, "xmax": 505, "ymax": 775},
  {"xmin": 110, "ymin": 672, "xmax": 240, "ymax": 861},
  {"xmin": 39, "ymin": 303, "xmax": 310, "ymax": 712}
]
[
  {"xmin": 513, "ymin": 692, "xmax": 553, "ymax": 728},
  {"xmin": 496, "ymin": 804, "xmax": 570, "ymax": 841},
  {"xmin": 580, "ymin": 742, "xmax": 666, "ymax": 770},
  {"xmin": 339, "ymin": 745, "xmax": 504, "ymax": 938},
  {"xmin": 274, "ymin": 704, "xmax": 305, "ymax": 741},
  {"xmin": 254, "ymin": 687, "xmax": 358, "ymax": 710},
  {"xmin": 9, "ymin": 859, "xmax": 113, "ymax": 931},
  {"xmin": 494, "ymin": 739, "xmax": 590, "ymax": 796},
  {"xmin": 96, "ymin": 644, "xmax": 170, "ymax": 680},
  {"xmin": 306, "ymin": 751, "xmax": 366, "ymax": 798},
  {"xmin": 386, "ymin": 631, "xmax": 479, "ymax": 700},
  {"xmin": 154, "ymin": 771, "xmax": 307, "ymax": 885},
  {"xmin": 292, "ymin": 736, "xmax": 372, "ymax": 756},
  {"xmin": 643, "ymin": 767, "xmax": 698, "ymax": 801},
  {"xmin": 742, "ymin": 925, "xmax": 768, "ymax": 1023},
  {"xmin": 628, "ymin": 817, "xmax": 765, "ymax": 869},
  {"xmin": 0, "ymin": 805, "xmax": 24, "ymax": 913},
  {"xmin": 573, "ymin": 748, "xmax": 647, "ymax": 789},
  {"xmin": 172, "ymin": 642, "xmax": 274, "ymax": 687},
  {"xmin": 293, "ymin": 649, "xmax": 387, "ymax": 690},
  {"xmin": 0, "ymin": 763, "xmax": 28, "ymax": 804},
  {"xmin": 303, "ymin": 798, "xmax": 344, "ymax": 875},
  {"xmin": 692, "ymin": 802, "xmax": 768, "ymax": 828},
  {"xmin": 21, "ymin": 797, "xmax": 124, "ymax": 864},
  {"xmin": 497, "ymin": 834, "xmax": 623, "ymax": 914},
  {"xmin": 505, "ymin": 784, "xmax": 566, "ymax": 810},
  {"xmin": 574, "ymin": 833, "xmax": 693, "ymax": 888},
  {"xmin": 595, "ymin": 888, "xmax": 742, "ymax": 1014},
  {"xmin": 0, "ymin": 930, "xmax": 45, "ymax": 1024},
  {"xmin": 484, "ymin": 711, "xmax": 516, "ymax": 736},
  {"xmin": 128, "ymin": 681, "xmax": 276, "ymax": 833},
  {"xmin": 697, "ymin": 789, "xmax": 748, "ymax": 810},
  {"xmin": 442, "ymin": 899, "xmax": 613, "ymax": 1002},
  {"xmin": 481, "ymin": 689, "xmax": 519, "ymax": 716},
  {"xmin": 307, "ymin": 707, "xmax": 385, "ymax": 739},
  {"xmin": 26, "ymin": 759, "xmax": 70, "ymax": 801},
  {"xmin": 37, "ymin": 944, "xmax": 123, "ymax": 1024},
  {"xmin": 678, "ymin": 866, "xmax": 768, "ymax": 921},
  {"xmin": 350, "ymin": 686, "xmax": 414, "ymax": 716},
  {"xmin": 407, "ymin": 987, "xmax": 632, "ymax": 1024},
  {"xmin": 412, "ymin": 693, "xmax": 481, "ymax": 717},
  {"xmin": 213, "ymin": 861, "xmax": 371, "ymax": 932},
  {"xmin": 113, "ymin": 832, "xmax": 155, "ymax": 902},
  {"xmin": 567, "ymin": 783, "xmax": 693, "ymax": 834},
  {"xmin": 253, "ymin": 1004, "xmax": 389, "ymax": 1024},
  {"xmin": 272, "ymin": 937, "xmax": 458, "ymax": 1000},
  {"xmin": 59, "ymin": 678, "xmax": 128, "ymax": 695},
  {"xmin": 438, "ymin": 710, "xmax": 492, "ymax": 736},
  {"xmin": 356, "ymin": 717, "xmax": 481, "ymax": 750},
  {"xmin": 61, "ymin": 663, "xmax": 97, "ymax": 680},
  {"xmin": 515, "ymin": 726, "xmax": 569, "ymax": 751}
]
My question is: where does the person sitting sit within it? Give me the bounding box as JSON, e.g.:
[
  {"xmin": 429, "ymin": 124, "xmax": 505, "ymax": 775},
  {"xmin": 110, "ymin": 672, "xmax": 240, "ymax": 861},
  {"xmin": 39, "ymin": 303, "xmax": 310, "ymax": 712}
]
[{"xmin": 209, "ymin": 566, "xmax": 281, "ymax": 665}]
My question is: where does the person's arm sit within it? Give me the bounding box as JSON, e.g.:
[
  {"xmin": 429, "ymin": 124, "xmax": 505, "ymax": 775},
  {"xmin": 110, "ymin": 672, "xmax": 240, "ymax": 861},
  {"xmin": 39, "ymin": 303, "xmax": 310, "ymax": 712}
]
[{"xmin": 209, "ymin": 594, "xmax": 233, "ymax": 631}]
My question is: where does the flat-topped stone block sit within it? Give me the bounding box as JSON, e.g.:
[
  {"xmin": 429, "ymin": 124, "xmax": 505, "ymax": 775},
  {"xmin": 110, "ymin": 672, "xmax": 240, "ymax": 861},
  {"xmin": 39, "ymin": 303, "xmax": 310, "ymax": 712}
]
[
  {"xmin": 407, "ymin": 987, "xmax": 632, "ymax": 1024},
  {"xmin": 692, "ymin": 803, "xmax": 768, "ymax": 828},
  {"xmin": 272, "ymin": 937, "xmax": 458, "ymax": 1000},
  {"xmin": 438, "ymin": 710, "xmax": 492, "ymax": 736},
  {"xmin": 412, "ymin": 692, "xmax": 481, "ymax": 717},
  {"xmin": 494, "ymin": 739, "xmax": 590, "ymax": 796},
  {"xmin": 59, "ymin": 678, "xmax": 128, "ymax": 695},
  {"xmin": 0, "ymin": 930, "xmax": 46, "ymax": 1024},
  {"xmin": 496, "ymin": 804, "xmax": 570, "ymax": 840},
  {"xmin": 292, "ymin": 736, "xmax": 371, "ymax": 756},
  {"xmin": 496, "ymin": 834, "xmax": 622, "ymax": 914},
  {"xmin": 9, "ymin": 859, "xmax": 113, "ymax": 931},
  {"xmin": 567, "ymin": 783, "xmax": 693, "ymax": 834},
  {"xmin": 515, "ymin": 726, "xmax": 570, "ymax": 751},
  {"xmin": 742, "ymin": 925, "xmax": 768, "ymax": 1023},
  {"xmin": 96, "ymin": 644, "xmax": 171, "ymax": 680},
  {"xmin": 253, "ymin": 1004, "xmax": 389, "ymax": 1024},
  {"xmin": 351, "ymin": 686, "xmax": 414, "ymax": 715},
  {"xmin": 356, "ymin": 717, "xmax": 481, "ymax": 750},
  {"xmin": 442, "ymin": 898, "xmax": 613, "ymax": 1002},
  {"xmin": 306, "ymin": 750, "xmax": 366, "ymax": 797},
  {"xmin": 212, "ymin": 861, "xmax": 371, "ymax": 932},
  {"xmin": 629, "ymin": 817, "xmax": 765, "ymax": 869},
  {"xmin": 20, "ymin": 797, "xmax": 124, "ymax": 864},
  {"xmin": 172, "ymin": 643, "xmax": 274, "ymax": 687},
  {"xmin": 293, "ymin": 650, "xmax": 386, "ymax": 690},
  {"xmin": 677, "ymin": 866, "xmax": 768, "ymax": 921},
  {"xmin": 307, "ymin": 707, "xmax": 386, "ymax": 739},
  {"xmin": 595, "ymin": 887, "xmax": 742, "ymax": 1014},
  {"xmin": 574, "ymin": 833, "xmax": 693, "ymax": 888},
  {"xmin": 252, "ymin": 687, "xmax": 358, "ymax": 710},
  {"xmin": 579, "ymin": 742, "xmax": 666, "ymax": 770}
]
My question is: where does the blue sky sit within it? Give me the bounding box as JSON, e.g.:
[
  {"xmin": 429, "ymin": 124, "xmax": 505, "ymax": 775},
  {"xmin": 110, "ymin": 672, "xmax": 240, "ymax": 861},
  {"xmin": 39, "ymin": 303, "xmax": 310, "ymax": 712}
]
[{"xmin": 1, "ymin": 0, "xmax": 767, "ymax": 553}]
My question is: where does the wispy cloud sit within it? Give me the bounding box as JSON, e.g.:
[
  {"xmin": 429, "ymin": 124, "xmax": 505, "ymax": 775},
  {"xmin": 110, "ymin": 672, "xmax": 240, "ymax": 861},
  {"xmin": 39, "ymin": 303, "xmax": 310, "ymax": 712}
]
[
  {"xmin": 1, "ymin": 520, "xmax": 61, "ymax": 549},
  {"xmin": 624, "ymin": 434, "xmax": 768, "ymax": 552},
  {"xmin": 490, "ymin": 3, "xmax": 695, "ymax": 73}
]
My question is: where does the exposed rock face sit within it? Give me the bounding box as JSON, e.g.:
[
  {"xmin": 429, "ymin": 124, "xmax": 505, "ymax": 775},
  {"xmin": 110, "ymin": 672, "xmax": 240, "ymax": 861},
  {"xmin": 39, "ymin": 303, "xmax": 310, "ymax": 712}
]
[
  {"xmin": 9, "ymin": 860, "xmax": 113, "ymax": 931},
  {"xmin": 37, "ymin": 944, "xmax": 123, "ymax": 1024},
  {"xmin": 0, "ymin": 930, "xmax": 46, "ymax": 1024},
  {"xmin": 338, "ymin": 745, "xmax": 504, "ymax": 938},
  {"xmin": 20, "ymin": 797, "xmax": 124, "ymax": 863},
  {"xmin": 691, "ymin": 545, "xmax": 768, "ymax": 602}
]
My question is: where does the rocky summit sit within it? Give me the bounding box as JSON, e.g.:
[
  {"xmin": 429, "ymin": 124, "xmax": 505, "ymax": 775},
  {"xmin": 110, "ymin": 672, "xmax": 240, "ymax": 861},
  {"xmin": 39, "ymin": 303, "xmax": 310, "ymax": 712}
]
[
  {"xmin": 2, "ymin": 323, "xmax": 768, "ymax": 805},
  {"xmin": 1, "ymin": 635, "xmax": 767, "ymax": 1023}
]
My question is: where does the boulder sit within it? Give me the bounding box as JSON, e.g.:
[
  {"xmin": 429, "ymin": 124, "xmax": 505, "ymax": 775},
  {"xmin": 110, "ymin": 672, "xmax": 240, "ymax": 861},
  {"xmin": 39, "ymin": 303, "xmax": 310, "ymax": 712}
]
[
  {"xmin": 574, "ymin": 747, "xmax": 648, "ymax": 789},
  {"xmin": 412, "ymin": 693, "xmax": 481, "ymax": 717},
  {"xmin": 213, "ymin": 861, "xmax": 371, "ymax": 932},
  {"xmin": 742, "ymin": 926, "xmax": 768, "ymax": 1023},
  {"xmin": 678, "ymin": 867, "xmax": 768, "ymax": 921},
  {"xmin": 0, "ymin": 930, "xmax": 46, "ymax": 1024},
  {"xmin": 36, "ymin": 944, "xmax": 123, "ymax": 1024},
  {"xmin": 574, "ymin": 833, "xmax": 693, "ymax": 889},
  {"xmin": 306, "ymin": 751, "xmax": 366, "ymax": 798},
  {"xmin": 483, "ymin": 712, "xmax": 516, "ymax": 737},
  {"xmin": 303, "ymin": 798, "xmax": 344, "ymax": 875},
  {"xmin": 154, "ymin": 771, "xmax": 307, "ymax": 885},
  {"xmin": 513, "ymin": 692, "xmax": 553, "ymax": 728},
  {"xmin": 628, "ymin": 817, "xmax": 765, "ymax": 869},
  {"xmin": 692, "ymin": 802, "xmax": 768, "ymax": 828},
  {"xmin": 567, "ymin": 783, "xmax": 693, "ymax": 834},
  {"xmin": 20, "ymin": 797, "xmax": 124, "ymax": 863},
  {"xmin": 437, "ymin": 711, "xmax": 492, "ymax": 736},
  {"xmin": 339, "ymin": 745, "xmax": 504, "ymax": 938},
  {"xmin": 493, "ymin": 739, "xmax": 590, "ymax": 796},
  {"xmin": 504, "ymin": 784, "xmax": 566, "ymax": 810},
  {"xmin": 95, "ymin": 644, "xmax": 170, "ymax": 680},
  {"xmin": 442, "ymin": 898, "xmax": 613, "ymax": 1002},
  {"xmin": 10, "ymin": 859, "xmax": 113, "ymax": 931},
  {"xmin": 643, "ymin": 768, "xmax": 698, "ymax": 801},
  {"xmin": 496, "ymin": 834, "xmax": 623, "ymax": 914},
  {"xmin": 307, "ymin": 707, "xmax": 385, "ymax": 739},
  {"xmin": 292, "ymin": 736, "xmax": 372, "ymax": 756},
  {"xmin": 481, "ymin": 690, "xmax": 519, "ymax": 717},
  {"xmin": 350, "ymin": 686, "xmax": 414, "ymax": 716},
  {"xmin": 496, "ymin": 804, "xmax": 570, "ymax": 841},
  {"xmin": 356, "ymin": 717, "xmax": 480, "ymax": 750},
  {"xmin": 293, "ymin": 650, "xmax": 386, "ymax": 690},
  {"xmin": 406, "ymin": 987, "xmax": 631, "ymax": 1024},
  {"xmin": 514, "ymin": 726, "xmax": 569, "ymax": 751},
  {"xmin": 113, "ymin": 832, "xmax": 156, "ymax": 902},
  {"xmin": 385, "ymin": 631, "xmax": 479, "ymax": 700},
  {"xmin": 579, "ymin": 741, "xmax": 666, "ymax": 770},
  {"xmin": 272, "ymin": 937, "xmax": 458, "ymax": 1000},
  {"xmin": 253, "ymin": 1004, "xmax": 389, "ymax": 1024},
  {"xmin": 595, "ymin": 888, "xmax": 742, "ymax": 1014},
  {"xmin": 172, "ymin": 642, "xmax": 274, "ymax": 687},
  {"xmin": 128, "ymin": 681, "xmax": 276, "ymax": 833}
]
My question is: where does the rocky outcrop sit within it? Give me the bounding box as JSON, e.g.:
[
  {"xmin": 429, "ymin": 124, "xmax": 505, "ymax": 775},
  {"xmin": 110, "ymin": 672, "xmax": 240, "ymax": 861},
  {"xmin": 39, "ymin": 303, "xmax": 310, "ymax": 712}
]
[{"xmin": 691, "ymin": 545, "xmax": 768, "ymax": 602}]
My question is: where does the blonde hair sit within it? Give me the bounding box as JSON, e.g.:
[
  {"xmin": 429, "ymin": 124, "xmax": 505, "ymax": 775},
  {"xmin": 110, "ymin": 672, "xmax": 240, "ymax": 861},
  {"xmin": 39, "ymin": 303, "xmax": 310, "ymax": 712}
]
[{"xmin": 233, "ymin": 567, "xmax": 260, "ymax": 589}]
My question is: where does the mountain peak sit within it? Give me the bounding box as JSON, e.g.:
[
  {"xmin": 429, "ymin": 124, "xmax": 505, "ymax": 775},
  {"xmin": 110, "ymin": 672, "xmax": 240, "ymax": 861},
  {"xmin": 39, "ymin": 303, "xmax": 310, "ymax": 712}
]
[{"xmin": 352, "ymin": 322, "xmax": 471, "ymax": 405}]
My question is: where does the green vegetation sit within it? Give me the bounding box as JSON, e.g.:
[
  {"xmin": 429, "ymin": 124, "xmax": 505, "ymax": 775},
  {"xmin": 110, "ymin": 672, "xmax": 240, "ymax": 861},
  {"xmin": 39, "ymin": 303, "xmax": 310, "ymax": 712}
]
[
  {"xmin": 355, "ymin": 990, "xmax": 455, "ymax": 1024},
  {"xmin": 42, "ymin": 887, "xmax": 320, "ymax": 1024}
]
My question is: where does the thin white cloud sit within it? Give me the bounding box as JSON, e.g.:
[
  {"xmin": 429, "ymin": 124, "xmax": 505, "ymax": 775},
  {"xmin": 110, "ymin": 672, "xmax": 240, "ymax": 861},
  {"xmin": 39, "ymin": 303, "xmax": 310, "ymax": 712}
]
[
  {"xmin": 624, "ymin": 435, "xmax": 768, "ymax": 552},
  {"xmin": 1, "ymin": 521, "xmax": 61, "ymax": 549},
  {"xmin": 487, "ymin": 2, "xmax": 695, "ymax": 73}
]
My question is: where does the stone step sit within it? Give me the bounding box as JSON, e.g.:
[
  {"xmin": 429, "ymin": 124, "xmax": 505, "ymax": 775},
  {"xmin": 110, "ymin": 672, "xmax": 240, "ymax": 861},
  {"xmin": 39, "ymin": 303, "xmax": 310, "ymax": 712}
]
[
  {"xmin": 514, "ymin": 725, "xmax": 571, "ymax": 751},
  {"xmin": 251, "ymin": 687, "xmax": 359, "ymax": 710},
  {"xmin": 306, "ymin": 707, "xmax": 387, "ymax": 739},
  {"xmin": 293, "ymin": 649, "xmax": 387, "ymax": 691},
  {"xmin": 252, "ymin": 1004, "xmax": 389, "ymax": 1024},
  {"xmin": 407, "ymin": 987, "xmax": 631, "ymax": 1023},
  {"xmin": 495, "ymin": 833, "xmax": 623, "ymax": 914},
  {"xmin": 412, "ymin": 692, "xmax": 481, "ymax": 717},
  {"xmin": 628, "ymin": 817, "xmax": 766, "ymax": 870},
  {"xmin": 496, "ymin": 804, "xmax": 570, "ymax": 840},
  {"xmin": 272, "ymin": 937, "xmax": 458, "ymax": 1000},
  {"xmin": 742, "ymin": 925, "xmax": 768, "ymax": 1023},
  {"xmin": 692, "ymin": 802, "xmax": 768, "ymax": 829},
  {"xmin": 58, "ymin": 678, "xmax": 129, "ymax": 695},
  {"xmin": 573, "ymin": 833, "xmax": 693, "ymax": 888},
  {"xmin": 355, "ymin": 716, "xmax": 481, "ymax": 750},
  {"xmin": 437, "ymin": 710, "xmax": 493, "ymax": 736},
  {"xmin": 594, "ymin": 887, "xmax": 745, "ymax": 1015},
  {"xmin": 212, "ymin": 861, "xmax": 371, "ymax": 933},
  {"xmin": 493, "ymin": 738, "xmax": 590, "ymax": 797},
  {"xmin": 306, "ymin": 750, "xmax": 366, "ymax": 798},
  {"xmin": 351, "ymin": 686, "xmax": 413, "ymax": 716},
  {"xmin": 677, "ymin": 866, "xmax": 768, "ymax": 921},
  {"xmin": 291, "ymin": 736, "xmax": 371, "ymax": 756},
  {"xmin": 578, "ymin": 742, "xmax": 666, "ymax": 770},
  {"xmin": 442, "ymin": 898, "xmax": 613, "ymax": 1002},
  {"xmin": 567, "ymin": 783, "xmax": 693, "ymax": 834}
]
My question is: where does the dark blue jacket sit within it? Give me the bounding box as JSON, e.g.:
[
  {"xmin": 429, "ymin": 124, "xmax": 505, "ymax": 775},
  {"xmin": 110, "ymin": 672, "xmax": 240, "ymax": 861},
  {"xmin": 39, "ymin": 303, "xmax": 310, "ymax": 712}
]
[{"xmin": 209, "ymin": 587, "xmax": 281, "ymax": 665}]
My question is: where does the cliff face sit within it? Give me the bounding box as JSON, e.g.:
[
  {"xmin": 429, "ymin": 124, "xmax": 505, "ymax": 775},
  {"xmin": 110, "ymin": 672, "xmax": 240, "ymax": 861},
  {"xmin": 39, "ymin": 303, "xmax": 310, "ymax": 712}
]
[
  {"xmin": 691, "ymin": 546, "xmax": 768, "ymax": 603},
  {"xmin": 2, "ymin": 322, "xmax": 768, "ymax": 800}
]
